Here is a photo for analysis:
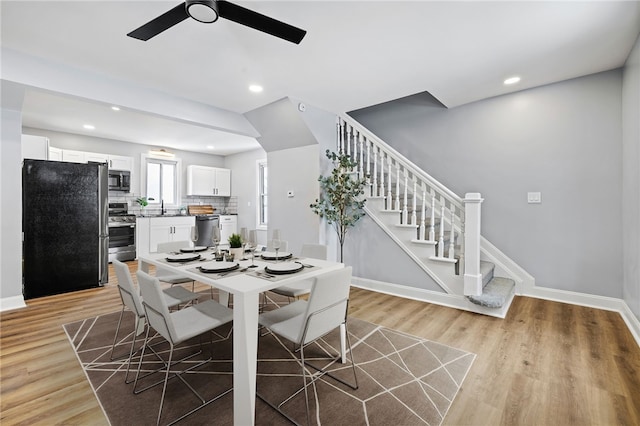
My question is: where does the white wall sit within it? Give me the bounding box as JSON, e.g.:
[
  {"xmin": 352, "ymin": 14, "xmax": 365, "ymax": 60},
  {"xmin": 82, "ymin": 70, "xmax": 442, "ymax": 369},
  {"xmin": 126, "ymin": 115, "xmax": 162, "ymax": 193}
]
[
  {"xmin": 350, "ymin": 70, "xmax": 624, "ymax": 298},
  {"xmin": 268, "ymin": 145, "xmax": 320, "ymax": 255},
  {"xmin": 224, "ymin": 148, "xmax": 268, "ymax": 244},
  {"xmin": 1, "ymin": 83, "xmax": 26, "ymax": 309},
  {"xmin": 622, "ymin": 34, "xmax": 640, "ymax": 320}
]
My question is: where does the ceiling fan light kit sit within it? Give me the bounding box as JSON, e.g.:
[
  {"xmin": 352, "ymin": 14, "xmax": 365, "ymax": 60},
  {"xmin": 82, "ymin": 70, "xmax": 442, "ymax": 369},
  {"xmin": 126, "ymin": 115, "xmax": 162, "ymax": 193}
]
[
  {"xmin": 186, "ymin": 0, "xmax": 218, "ymax": 23},
  {"xmin": 127, "ymin": 0, "xmax": 306, "ymax": 44}
]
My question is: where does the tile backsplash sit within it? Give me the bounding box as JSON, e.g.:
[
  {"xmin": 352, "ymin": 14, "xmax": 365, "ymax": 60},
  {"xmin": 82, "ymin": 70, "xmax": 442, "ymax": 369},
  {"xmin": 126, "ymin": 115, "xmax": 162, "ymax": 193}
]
[{"xmin": 109, "ymin": 194, "xmax": 238, "ymax": 216}]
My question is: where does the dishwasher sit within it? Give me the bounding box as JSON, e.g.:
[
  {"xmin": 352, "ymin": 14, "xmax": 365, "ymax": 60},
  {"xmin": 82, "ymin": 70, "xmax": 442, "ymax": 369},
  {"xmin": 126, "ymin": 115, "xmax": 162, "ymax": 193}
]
[{"xmin": 195, "ymin": 215, "xmax": 219, "ymax": 247}]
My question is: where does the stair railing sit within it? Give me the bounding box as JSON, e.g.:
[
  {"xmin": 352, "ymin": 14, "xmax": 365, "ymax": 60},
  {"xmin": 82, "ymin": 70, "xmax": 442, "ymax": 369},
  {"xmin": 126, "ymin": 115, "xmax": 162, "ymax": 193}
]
[{"xmin": 337, "ymin": 115, "xmax": 483, "ymax": 294}]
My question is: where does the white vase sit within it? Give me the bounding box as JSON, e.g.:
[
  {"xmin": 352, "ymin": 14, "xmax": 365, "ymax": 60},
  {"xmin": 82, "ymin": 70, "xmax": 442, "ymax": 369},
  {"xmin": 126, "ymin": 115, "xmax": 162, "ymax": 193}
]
[{"xmin": 230, "ymin": 247, "xmax": 244, "ymax": 261}]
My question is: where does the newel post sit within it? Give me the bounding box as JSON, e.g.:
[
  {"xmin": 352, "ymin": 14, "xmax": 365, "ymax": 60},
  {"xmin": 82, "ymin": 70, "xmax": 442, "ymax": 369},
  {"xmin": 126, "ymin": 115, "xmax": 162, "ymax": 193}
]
[{"xmin": 463, "ymin": 193, "xmax": 484, "ymax": 296}]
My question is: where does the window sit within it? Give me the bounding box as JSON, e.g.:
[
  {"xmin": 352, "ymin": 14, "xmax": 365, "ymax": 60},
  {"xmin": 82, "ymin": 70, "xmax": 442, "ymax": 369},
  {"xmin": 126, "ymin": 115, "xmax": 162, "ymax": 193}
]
[
  {"xmin": 257, "ymin": 160, "xmax": 268, "ymax": 228},
  {"xmin": 142, "ymin": 154, "xmax": 180, "ymax": 206}
]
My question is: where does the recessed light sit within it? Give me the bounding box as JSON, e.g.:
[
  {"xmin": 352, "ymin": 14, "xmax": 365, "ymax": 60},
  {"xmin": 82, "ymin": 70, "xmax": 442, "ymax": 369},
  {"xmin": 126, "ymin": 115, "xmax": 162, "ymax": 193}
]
[
  {"xmin": 111, "ymin": 106, "xmax": 120, "ymax": 111},
  {"xmin": 504, "ymin": 76, "xmax": 521, "ymax": 85},
  {"xmin": 249, "ymin": 84, "xmax": 263, "ymax": 93},
  {"xmin": 206, "ymin": 145, "xmax": 215, "ymax": 150},
  {"xmin": 83, "ymin": 124, "xmax": 95, "ymax": 130}
]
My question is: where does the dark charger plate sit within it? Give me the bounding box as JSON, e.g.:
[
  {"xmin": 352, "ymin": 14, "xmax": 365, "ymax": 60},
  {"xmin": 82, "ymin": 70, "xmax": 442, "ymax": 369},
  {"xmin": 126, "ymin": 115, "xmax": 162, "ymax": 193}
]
[{"xmin": 265, "ymin": 262, "xmax": 304, "ymax": 275}]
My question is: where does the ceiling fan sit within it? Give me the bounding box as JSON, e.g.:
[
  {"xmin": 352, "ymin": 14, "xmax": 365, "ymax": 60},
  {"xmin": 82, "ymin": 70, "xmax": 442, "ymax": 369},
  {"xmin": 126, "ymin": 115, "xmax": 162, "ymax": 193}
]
[{"xmin": 127, "ymin": 0, "xmax": 306, "ymax": 44}]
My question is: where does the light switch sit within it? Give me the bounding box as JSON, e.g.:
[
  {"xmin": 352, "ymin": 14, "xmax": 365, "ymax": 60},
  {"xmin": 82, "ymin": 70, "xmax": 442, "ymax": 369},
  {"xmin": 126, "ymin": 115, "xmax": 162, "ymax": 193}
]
[
  {"xmin": 527, "ymin": 192, "xmax": 541, "ymax": 204},
  {"xmin": 287, "ymin": 190, "xmax": 294, "ymax": 198}
]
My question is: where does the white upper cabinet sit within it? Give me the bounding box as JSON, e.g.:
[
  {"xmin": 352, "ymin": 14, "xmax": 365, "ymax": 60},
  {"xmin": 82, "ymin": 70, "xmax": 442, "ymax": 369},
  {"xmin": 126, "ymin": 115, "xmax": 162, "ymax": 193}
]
[
  {"xmin": 187, "ymin": 165, "xmax": 231, "ymax": 196},
  {"xmin": 55, "ymin": 148, "xmax": 133, "ymax": 171},
  {"xmin": 48, "ymin": 147, "xmax": 62, "ymax": 161},
  {"xmin": 107, "ymin": 155, "xmax": 133, "ymax": 171},
  {"xmin": 21, "ymin": 135, "xmax": 50, "ymax": 160},
  {"xmin": 84, "ymin": 152, "xmax": 109, "ymax": 163},
  {"xmin": 61, "ymin": 149, "xmax": 86, "ymax": 163}
]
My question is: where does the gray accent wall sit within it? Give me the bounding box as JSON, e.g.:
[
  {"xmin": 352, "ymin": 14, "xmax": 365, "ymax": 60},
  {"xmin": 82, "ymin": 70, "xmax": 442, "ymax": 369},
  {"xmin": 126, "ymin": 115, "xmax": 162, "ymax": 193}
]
[
  {"xmin": 350, "ymin": 70, "xmax": 624, "ymax": 299},
  {"xmin": 622, "ymin": 34, "xmax": 640, "ymax": 320}
]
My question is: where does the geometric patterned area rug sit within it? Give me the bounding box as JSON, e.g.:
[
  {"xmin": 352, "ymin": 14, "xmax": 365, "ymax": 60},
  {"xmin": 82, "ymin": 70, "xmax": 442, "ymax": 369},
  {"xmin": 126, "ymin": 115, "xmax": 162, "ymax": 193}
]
[{"xmin": 63, "ymin": 298, "xmax": 475, "ymax": 426}]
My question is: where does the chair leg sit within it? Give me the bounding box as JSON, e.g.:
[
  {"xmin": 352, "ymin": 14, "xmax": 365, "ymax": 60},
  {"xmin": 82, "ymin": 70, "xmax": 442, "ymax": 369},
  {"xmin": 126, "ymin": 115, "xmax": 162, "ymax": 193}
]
[
  {"xmin": 300, "ymin": 344, "xmax": 312, "ymax": 426},
  {"xmin": 302, "ymin": 324, "xmax": 359, "ymax": 391},
  {"xmin": 109, "ymin": 306, "xmax": 126, "ymax": 361},
  {"xmin": 156, "ymin": 342, "xmax": 175, "ymax": 426}
]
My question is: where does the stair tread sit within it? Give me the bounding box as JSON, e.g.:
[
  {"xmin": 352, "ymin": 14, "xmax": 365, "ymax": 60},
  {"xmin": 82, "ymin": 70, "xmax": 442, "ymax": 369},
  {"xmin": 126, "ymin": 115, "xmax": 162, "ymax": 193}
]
[{"xmin": 467, "ymin": 277, "xmax": 515, "ymax": 308}]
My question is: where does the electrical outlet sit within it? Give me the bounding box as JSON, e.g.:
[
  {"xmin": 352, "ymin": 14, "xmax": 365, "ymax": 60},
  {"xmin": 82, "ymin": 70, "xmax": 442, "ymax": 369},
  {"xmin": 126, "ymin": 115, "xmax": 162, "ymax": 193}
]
[{"xmin": 527, "ymin": 192, "xmax": 541, "ymax": 204}]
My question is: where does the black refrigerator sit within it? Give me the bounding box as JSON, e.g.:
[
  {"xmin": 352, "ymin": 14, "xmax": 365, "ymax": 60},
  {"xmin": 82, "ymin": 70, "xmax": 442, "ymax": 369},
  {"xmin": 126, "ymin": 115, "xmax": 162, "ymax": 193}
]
[{"xmin": 22, "ymin": 159, "xmax": 109, "ymax": 299}]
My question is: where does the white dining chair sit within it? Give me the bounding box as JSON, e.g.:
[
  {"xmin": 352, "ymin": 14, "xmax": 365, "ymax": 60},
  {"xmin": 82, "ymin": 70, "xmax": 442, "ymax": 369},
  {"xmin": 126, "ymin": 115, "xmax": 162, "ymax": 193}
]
[
  {"xmin": 258, "ymin": 266, "xmax": 358, "ymax": 426},
  {"xmin": 109, "ymin": 259, "xmax": 199, "ymax": 383},
  {"xmin": 269, "ymin": 243, "xmax": 327, "ymax": 303},
  {"xmin": 156, "ymin": 240, "xmax": 196, "ymax": 291},
  {"xmin": 134, "ymin": 270, "xmax": 234, "ymax": 426}
]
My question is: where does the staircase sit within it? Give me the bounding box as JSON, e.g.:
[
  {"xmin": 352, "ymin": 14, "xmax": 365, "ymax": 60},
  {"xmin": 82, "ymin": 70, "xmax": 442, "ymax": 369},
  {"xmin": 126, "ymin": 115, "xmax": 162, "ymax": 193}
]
[{"xmin": 337, "ymin": 115, "xmax": 533, "ymax": 318}]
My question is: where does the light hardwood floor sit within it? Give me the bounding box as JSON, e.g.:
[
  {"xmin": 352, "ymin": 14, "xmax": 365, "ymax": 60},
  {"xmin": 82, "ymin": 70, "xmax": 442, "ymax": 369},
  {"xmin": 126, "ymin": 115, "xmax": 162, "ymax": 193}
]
[{"xmin": 1, "ymin": 261, "xmax": 639, "ymax": 425}]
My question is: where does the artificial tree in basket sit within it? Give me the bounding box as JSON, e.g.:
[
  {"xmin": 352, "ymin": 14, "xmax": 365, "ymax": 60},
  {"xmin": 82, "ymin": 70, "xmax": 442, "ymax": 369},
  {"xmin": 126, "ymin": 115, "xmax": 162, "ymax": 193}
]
[{"xmin": 310, "ymin": 150, "xmax": 368, "ymax": 262}]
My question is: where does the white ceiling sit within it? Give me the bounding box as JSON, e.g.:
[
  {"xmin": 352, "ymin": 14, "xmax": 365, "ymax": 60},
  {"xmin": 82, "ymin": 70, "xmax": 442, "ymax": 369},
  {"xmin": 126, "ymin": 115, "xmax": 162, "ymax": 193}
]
[{"xmin": 2, "ymin": 1, "xmax": 639, "ymax": 155}]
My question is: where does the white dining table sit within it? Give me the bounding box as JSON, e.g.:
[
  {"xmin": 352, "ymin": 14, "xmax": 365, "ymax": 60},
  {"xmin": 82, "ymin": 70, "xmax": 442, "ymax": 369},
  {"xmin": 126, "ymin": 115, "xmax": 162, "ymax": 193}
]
[{"xmin": 138, "ymin": 251, "xmax": 345, "ymax": 426}]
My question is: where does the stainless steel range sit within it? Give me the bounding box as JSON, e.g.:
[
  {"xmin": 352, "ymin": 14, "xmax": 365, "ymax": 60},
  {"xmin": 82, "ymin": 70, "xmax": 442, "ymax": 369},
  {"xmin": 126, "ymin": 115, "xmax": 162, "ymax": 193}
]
[{"xmin": 108, "ymin": 203, "xmax": 136, "ymax": 262}]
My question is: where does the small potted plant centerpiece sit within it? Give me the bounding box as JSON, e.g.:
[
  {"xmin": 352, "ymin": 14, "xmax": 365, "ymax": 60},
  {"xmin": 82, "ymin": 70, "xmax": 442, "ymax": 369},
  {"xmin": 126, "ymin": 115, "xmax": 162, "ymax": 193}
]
[
  {"xmin": 136, "ymin": 197, "xmax": 148, "ymax": 215},
  {"xmin": 228, "ymin": 233, "xmax": 243, "ymax": 261}
]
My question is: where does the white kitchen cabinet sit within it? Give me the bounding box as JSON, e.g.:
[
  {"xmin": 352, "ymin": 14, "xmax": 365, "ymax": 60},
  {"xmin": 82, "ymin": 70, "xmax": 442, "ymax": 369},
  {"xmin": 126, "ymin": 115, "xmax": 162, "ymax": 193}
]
[
  {"xmin": 187, "ymin": 165, "xmax": 231, "ymax": 196},
  {"xmin": 21, "ymin": 135, "xmax": 50, "ymax": 160},
  {"xmin": 55, "ymin": 148, "xmax": 133, "ymax": 171},
  {"xmin": 61, "ymin": 149, "xmax": 85, "ymax": 163},
  {"xmin": 219, "ymin": 215, "xmax": 237, "ymax": 247},
  {"xmin": 84, "ymin": 152, "xmax": 109, "ymax": 163},
  {"xmin": 49, "ymin": 147, "xmax": 62, "ymax": 161},
  {"xmin": 108, "ymin": 155, "xmax": 133, "ymax": 171},
  {"xmin": 148, "ymin": 216, "xmax": 195, "ymax": 253}
]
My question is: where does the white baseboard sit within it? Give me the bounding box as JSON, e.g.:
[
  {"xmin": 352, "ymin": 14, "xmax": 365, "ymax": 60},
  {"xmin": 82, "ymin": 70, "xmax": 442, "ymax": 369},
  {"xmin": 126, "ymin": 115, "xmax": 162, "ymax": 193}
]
[
  {"xmin": 0, "ymin": 295, "xmax": 26, "ymax": 312},
  {"xmin": 352, "ymin": 276, "xmax": 640, "ymax": 347}
]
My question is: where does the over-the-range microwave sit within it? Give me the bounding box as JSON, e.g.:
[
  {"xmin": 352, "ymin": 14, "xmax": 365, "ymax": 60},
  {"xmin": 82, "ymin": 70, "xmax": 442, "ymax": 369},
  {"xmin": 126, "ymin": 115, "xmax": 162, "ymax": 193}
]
[{"xmin": 108, "ymin": 169, "xmax": 130, "ymax": 192}]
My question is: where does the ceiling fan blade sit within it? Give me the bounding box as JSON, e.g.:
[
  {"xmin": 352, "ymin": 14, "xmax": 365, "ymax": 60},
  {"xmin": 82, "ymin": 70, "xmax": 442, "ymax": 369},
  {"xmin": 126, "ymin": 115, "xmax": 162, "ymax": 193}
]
[
  {"xmin": 218, "ymin": 1, "xmax": 306, "ymax": 44},
  {"xmin": 127, "ymin": 3, "xmax": 190, "ymax": 41}
]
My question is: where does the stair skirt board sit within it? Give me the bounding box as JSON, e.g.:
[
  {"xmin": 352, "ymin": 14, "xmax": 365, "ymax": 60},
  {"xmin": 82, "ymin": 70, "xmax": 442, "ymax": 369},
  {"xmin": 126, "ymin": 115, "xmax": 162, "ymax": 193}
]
[{"xmin": 351, "ymin": 276, "xmax": 516, "ymax": 319}]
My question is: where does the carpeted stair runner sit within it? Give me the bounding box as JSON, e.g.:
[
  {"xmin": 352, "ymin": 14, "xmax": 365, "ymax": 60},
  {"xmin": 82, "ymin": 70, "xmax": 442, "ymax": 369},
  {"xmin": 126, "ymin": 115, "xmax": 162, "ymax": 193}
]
[{"xmin": 467, "ymin": 261, "xmax": 515, "ymax": 308}]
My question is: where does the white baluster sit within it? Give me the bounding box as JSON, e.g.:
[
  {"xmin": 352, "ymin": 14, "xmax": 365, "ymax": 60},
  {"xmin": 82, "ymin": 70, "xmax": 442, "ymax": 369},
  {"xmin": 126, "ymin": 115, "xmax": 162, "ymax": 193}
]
[
  {"xmin": 419, "ymin": 184, "xmax": 426, "ymax": 240},
  {"xmin": 366, "ymin": 139, "xmax": 371, "ymax": 182},
  {"xmin": 438, "ymin": 204, "xmax": 445, "ymax": 257},
  {"xmin": 359, "ymin": 134, "xmax": 364, "ymax": 177},
  {"xmin": 346, "ymin": 125, "xmax": 352, "ymax": 158},
  {"xmin": 387, "ymin": 160, "xmax": 393, "ymax": 210},
  {"xmin": 402, "ymin": 171, "xmax": 408, "ymax": 223},
  {"xmin": 379, "ymin": 153, "xmax": 385, "ymax": 200},
  {"xmin": 395, "ymin": 164, "xmax": 401, "ymax": 211},
  {"xmin": 372, "ymin": 147, "xmax": 378, "ymax": 197},
  {"xmin": 411, "ymin": 179, "xmax": 417, "ymax": 227},
  {"xmin": 449, "ymin": 206, "xmax": 456, "ymax": 260},
  {"xmin": 429, "ymin": 195, "xmax": 436, "ymax": 242},
  {"xmin": 339, "ymin": 117, "xmax": 344, "ymax": 153}
]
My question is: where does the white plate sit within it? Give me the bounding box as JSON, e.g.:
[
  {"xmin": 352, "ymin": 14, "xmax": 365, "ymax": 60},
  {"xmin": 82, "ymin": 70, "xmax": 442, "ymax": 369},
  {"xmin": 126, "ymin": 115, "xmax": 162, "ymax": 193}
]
[
  {"xmin": 166, "ymin": 253, "xmax": 201, "ymax": 262},
  {"xmin": 180, "ymin": 246, "xmax": 208, "ymax": 253},
  {"xmin": 265, "ymin": 262, "xmax": 304, "ymax": 275},
  {"xmin": 261, "ymin": 251, "xmax": 292, "ymax": 260},
  {"xmin": 197, "ymin": 261, "xmax": 239, "ymax": 273}
]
